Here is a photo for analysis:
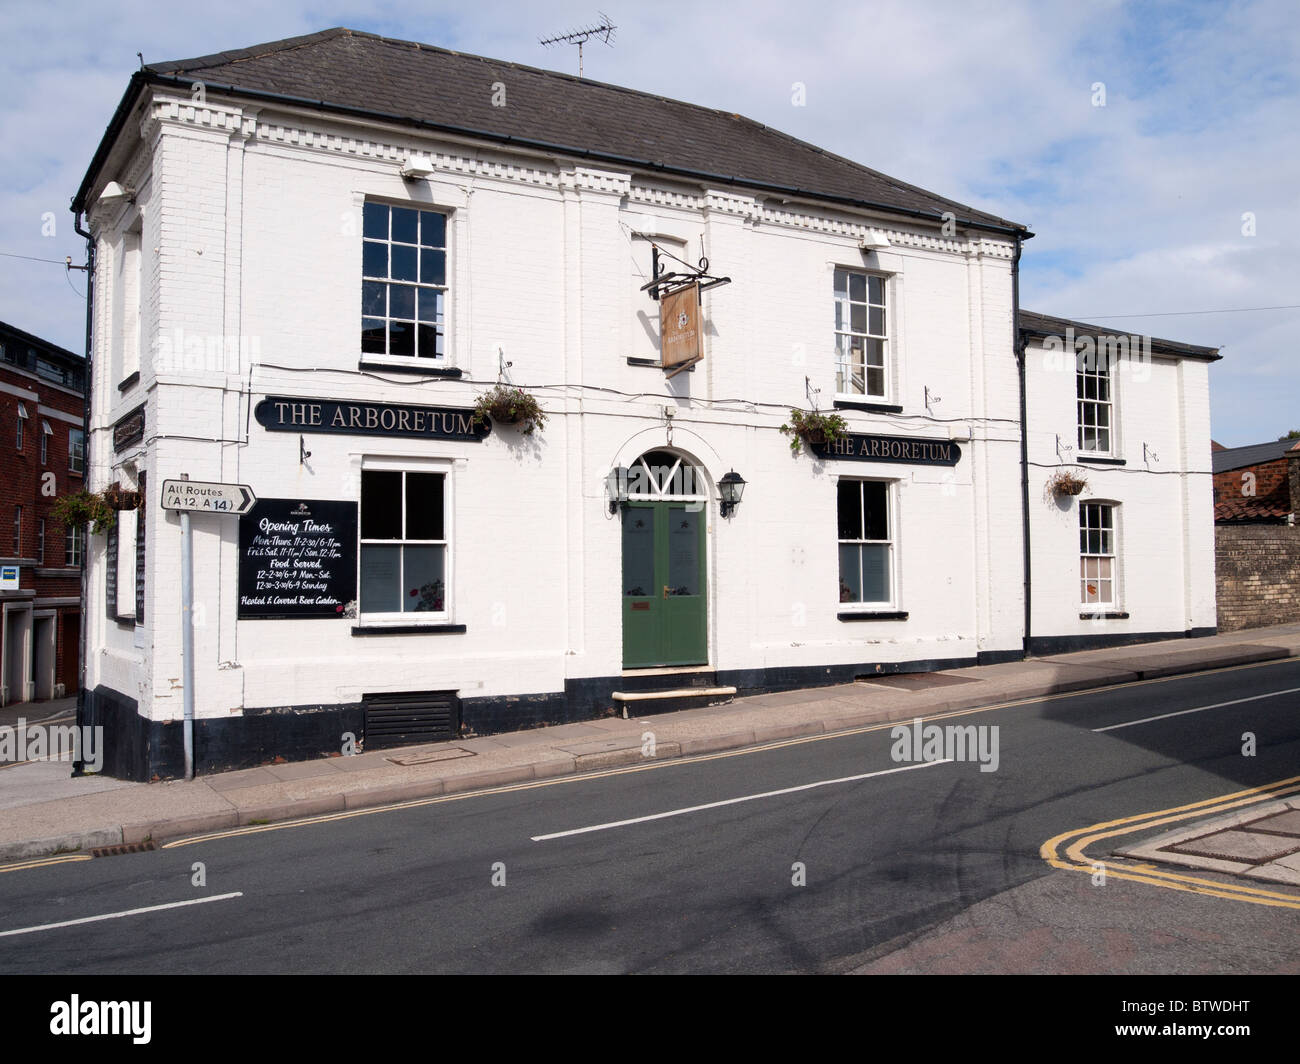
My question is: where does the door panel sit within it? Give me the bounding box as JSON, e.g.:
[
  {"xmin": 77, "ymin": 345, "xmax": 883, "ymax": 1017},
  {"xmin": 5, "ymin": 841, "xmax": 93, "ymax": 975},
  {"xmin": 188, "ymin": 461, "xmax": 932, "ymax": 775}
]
[
  {"xmin": 622, "ymin": 502, "xmax": 706, "ymax": 668},
  {"xmin": 621, "ymin": 505, "xmax": 659, "ymax": 668}
]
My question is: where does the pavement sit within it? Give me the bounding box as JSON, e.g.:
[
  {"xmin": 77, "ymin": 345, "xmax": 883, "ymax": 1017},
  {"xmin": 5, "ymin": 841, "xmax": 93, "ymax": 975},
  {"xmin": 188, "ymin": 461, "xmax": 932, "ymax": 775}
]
[{"xmin": 2, "ymin": 622, "xmax": 1299, "ymax": 867}]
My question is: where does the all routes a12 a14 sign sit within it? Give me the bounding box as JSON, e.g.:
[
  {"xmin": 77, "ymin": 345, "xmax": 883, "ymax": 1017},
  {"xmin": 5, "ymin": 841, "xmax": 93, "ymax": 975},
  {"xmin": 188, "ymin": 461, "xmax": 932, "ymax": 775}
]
[{"xmin": 161, "ymin": 479, "xmax": 257, "ymax": 515}]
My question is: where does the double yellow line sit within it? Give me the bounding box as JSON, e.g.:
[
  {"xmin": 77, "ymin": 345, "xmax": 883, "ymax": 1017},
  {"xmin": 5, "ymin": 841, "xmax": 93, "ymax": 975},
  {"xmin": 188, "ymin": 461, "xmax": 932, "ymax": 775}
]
[{"xmin": 1041, "ymin": 775, "xmax": 1300, "ymax": 909}]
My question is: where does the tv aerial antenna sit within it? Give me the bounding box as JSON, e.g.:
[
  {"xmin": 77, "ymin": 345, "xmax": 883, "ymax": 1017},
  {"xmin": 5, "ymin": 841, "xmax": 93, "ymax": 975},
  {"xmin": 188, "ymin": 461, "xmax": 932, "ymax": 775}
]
[{"xmin": 539, "ymin": 12, "xmax": 616, "ymax": 77}]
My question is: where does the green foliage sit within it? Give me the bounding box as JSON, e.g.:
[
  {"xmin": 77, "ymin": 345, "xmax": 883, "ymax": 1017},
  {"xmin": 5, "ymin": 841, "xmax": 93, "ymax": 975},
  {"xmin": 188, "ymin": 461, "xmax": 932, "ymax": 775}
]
[
  {"xmin": 1279, "ymin": 430, "xmax": 1300, "ymax": 440},
  {"xmin": 779, "ymin": 408, "xmax": 849, "ymax": 456},
  {"xmin": 50, "ymin": 490, "xmax": 117, "ymax": 534},
  {"xmin": 473, "ymin": 384, "xmax": 548, "ymax": 436}
]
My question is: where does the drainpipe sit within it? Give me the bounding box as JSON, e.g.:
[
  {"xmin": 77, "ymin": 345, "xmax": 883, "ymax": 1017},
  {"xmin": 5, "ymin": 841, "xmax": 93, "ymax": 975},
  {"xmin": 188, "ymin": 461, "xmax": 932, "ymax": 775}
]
[
  {"xmin": 71, "ymin": 211, "xmax": 95, "ymax": 776},
  {"xmin": 1012, "ymin": 233, "xmax": 1031, "ymax": 658}
]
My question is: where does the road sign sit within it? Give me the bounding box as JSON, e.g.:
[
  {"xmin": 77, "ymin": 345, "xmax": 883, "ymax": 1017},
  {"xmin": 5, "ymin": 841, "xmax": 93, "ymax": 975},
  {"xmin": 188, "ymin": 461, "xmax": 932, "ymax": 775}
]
[{"xmin": 161, "ymin": 479, "xmax": 257, "ymax": 515}]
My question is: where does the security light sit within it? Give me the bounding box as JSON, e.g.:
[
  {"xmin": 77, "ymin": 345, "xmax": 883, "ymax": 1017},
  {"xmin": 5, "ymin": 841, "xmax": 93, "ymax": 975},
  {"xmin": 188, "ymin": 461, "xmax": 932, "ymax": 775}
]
[
  {"xmin": 399, "ymin": 154, "xmax": 435, "ymax": 179},
  {"xmin": 98, "ymin": 181, "xmax": 136, "ymax": 204}
]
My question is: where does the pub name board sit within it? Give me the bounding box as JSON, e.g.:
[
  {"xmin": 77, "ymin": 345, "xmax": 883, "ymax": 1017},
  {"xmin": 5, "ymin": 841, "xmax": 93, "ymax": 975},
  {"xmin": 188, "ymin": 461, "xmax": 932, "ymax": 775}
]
[
  {"xmin": 814, "ymin": 432, "xmax": 962, "ymax": 466},
  {"xmin": 255, "ymin": 396, "xmax": 489, "ymax": 441}
]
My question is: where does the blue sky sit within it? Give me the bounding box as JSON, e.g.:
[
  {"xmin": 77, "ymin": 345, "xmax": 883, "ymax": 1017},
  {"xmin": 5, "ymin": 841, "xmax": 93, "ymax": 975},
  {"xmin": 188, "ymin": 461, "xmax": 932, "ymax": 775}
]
[{"xmin": 1, "ymin": 0, "xmax": 1296, "ymax": 445}]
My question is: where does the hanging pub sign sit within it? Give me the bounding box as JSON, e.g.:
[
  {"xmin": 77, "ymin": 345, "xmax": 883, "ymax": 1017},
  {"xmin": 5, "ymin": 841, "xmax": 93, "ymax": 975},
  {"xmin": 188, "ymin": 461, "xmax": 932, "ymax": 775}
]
[
  {"xmin": 254, "ymin": 397, "xmax": 489, "ymax": 441},
  {"xmin": 814, "ymin": 432, "xmax": 962, "ymax": 466},
  {"xmin": 238, "ymin": 499, "xmax": 358, "ymax": 618},
  {"xmin": 660, "ymin": 282, "xmax": 701, "ymax": 375},
  {"xmin": 640, "ymin": 242, "xmax": 731, "ymax": 379}
]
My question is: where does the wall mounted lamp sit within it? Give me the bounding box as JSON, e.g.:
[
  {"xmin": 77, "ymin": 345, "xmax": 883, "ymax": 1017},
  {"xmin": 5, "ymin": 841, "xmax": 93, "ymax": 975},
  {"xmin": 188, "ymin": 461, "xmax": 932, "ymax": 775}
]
[
  {"xmin": 606, "ymin": 466, "xmax": 630, "ymax": 514},
  {"xmin": 719, "ymin": 469, "xmax": 747, "ymax": 518}
]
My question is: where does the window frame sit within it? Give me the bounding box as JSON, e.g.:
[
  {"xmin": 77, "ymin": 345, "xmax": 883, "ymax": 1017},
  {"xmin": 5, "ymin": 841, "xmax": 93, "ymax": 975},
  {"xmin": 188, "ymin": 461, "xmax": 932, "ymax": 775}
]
[
  {"xmin": 12, "ymin": 505, "xmax": 21, "ymax": 556},
  {"xmin": 68, "ymin": 427, "xmax": 85, "ymax": 474},
  {"xmin": 1079, "ymin": 501, "xmax": 1119, "ymax": 609},
  {"xmin": 360, "ymin": 200, "xmax": 451, "ymax": 365},
  {"xmin": 65, "ymin": 522, "xmax": 83, "ymax": 568},
  {"xmin": 833, "ymin": 267, "xmax": 890, "ymax": 401},
  {"xmin": 37, "ymin": 518, "xmax": 45, "ymax": 566},
  {"xmin": 16, "ymin": 401, "xmax": 27, "ymax": 450},
  {"xmin": 836, "ymin": 477, "xmax": 897, "ymax": 610},
  {"xmin": 357, "ymin": 460, "xmax": 453, "ymax": 623},
  {"xmin": 40, "ymin": 419, "xmax": 52, "ymax": 465},
  {"xmin": 1077, "ymin": 349, "xmax": 1115, "ymax": 456}
]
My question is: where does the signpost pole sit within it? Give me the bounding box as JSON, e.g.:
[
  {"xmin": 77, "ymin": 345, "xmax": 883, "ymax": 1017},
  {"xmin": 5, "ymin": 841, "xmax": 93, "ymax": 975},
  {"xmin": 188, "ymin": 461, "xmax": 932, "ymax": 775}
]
[{"xmin": 180, "ymin": 496, "xmax": 196, "ymax": 780}]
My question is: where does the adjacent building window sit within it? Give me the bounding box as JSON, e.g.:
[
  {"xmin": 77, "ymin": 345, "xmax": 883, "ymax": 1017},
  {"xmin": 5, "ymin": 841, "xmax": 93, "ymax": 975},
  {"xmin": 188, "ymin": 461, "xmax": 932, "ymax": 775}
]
[
  {"xmin": 16, "ymin": 401, "xmax": 27, "ymax": 449},
  {"xmin": 40, "ymin": 419, "xmax": 52, "ymax": 464},
  {"xmin": 1077, "ymin": 352, "xmax": 1112, "ymax": 454},
  {"xmin": 37, "ymin": 518, "xmax": 45, "ymax": 566},
  {"xmin": 12, "ymin": 505, "xmax": 21, "ymax": 555},
  {"xmin": 834, "ymin": 268, "xmax": 887, "ymax": 398},
  {"xmin": 361, "ymin": 202, "xmax": 447, "ymax": 361},
  {"xmin": 66, "ymin": 523, "xmax": 84, "ymax": 568},
  {"xmin": 68, "ymin": 427, "xmax": 84, "ymax": 474},
  {"xmin": 1080, "ymin": 502, "xmax": 1117, "ymax": 607},
  {"xmin": 359, "ymin": 469, "xmax": 448, "ymax": 616},
  {"xmin": 837, "ymin": 479, "xmax": 894, "ymax": 605}
]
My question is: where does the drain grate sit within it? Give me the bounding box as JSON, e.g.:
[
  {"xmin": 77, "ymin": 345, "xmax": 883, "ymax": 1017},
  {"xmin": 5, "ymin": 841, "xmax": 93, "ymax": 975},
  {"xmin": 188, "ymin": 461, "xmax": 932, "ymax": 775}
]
[{"xmin": 91, "ymin": 841, "xmax": 158, "ymax": 858}]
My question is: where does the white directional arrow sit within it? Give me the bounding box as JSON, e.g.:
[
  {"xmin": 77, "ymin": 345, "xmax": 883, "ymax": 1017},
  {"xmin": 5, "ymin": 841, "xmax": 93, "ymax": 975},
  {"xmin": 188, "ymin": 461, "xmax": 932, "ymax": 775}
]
[{"xmin": 160, "ymin": 479, "xmax": 257, "ymax": 515}]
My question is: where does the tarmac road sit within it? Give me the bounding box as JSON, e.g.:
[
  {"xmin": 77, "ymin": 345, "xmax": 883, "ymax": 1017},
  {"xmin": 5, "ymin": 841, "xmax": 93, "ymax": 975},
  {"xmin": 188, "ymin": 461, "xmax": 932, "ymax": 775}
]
[{"xmin": 1, "ymin": 660, "xmax": 1298, "ymax": 974}]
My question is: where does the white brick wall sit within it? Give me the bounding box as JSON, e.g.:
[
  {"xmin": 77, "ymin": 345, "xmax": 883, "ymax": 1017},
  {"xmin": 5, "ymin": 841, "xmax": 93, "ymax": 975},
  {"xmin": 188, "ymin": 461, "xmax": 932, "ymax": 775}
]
[
  {"xmin": 81, "ymin": 87, "xmax": 1220, "ymax": 725},
  {"xmin": 1025, "ymin": 336, "xmax": 1217, "ymax": 640}
]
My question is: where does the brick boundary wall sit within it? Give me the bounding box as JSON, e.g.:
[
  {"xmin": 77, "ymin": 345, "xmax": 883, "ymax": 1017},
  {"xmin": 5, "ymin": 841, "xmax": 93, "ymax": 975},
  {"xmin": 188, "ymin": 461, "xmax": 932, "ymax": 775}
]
[{"xmin": 1216, "ymin": 524, "xmax": 1300, "ymax": 631}]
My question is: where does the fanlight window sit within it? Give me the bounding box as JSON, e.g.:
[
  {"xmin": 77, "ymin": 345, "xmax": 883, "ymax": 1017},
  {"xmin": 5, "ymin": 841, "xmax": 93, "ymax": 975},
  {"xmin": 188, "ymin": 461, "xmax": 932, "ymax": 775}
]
[{"xmin": 626, "ymin": 450, "xmax": 707, "ymax": 501}]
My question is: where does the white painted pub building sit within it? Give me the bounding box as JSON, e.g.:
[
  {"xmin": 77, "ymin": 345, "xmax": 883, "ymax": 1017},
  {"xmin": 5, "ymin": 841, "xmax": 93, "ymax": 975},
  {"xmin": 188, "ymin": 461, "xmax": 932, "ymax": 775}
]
[{"xmin": 71, "ymin": 29, "xmax": 1219, "ymax": 779}]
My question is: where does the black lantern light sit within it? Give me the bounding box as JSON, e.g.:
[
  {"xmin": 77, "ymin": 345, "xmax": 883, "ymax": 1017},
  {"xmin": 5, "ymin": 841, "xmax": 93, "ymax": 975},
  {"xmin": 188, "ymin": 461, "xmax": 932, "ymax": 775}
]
[
  {"xmin": 718, "ymin": 469, "xmax": 746, "ymax": 517},
  {"xmin": 606, "ymin": 465, "xmax": 630, "ymax": 514}
]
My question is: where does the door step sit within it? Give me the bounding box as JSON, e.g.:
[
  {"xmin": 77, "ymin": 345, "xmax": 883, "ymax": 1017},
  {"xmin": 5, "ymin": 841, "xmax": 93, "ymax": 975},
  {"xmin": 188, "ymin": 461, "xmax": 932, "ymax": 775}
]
[{"xmin": 612, "ymin": 686, "xmax": 737, "ymax": 717}]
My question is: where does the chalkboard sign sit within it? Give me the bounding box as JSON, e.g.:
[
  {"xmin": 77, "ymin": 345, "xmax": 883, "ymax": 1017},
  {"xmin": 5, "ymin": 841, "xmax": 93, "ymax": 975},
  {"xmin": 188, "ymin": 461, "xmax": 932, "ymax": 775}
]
[
  {"xmin": 135, "ymin": 471, "xmax": 147, "ymax": 622},
  {"xmin": 238, "ymin": 499, "xmax": 357, "ymax": 619}
]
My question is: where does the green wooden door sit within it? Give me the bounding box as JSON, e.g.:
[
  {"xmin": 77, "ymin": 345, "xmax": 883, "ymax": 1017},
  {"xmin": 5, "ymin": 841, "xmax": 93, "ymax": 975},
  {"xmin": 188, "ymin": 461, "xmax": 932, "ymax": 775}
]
[{"xmin": 622, "ymin": 502, "xmax": 707, "ymax": 668}]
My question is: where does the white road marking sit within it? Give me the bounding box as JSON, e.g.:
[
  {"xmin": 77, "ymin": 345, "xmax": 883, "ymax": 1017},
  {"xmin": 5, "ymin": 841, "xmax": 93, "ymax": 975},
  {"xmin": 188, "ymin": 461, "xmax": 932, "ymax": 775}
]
[
  {"xmin": 531, "ymin": 759, "xmax": 953, "ymax": 841},
  {"xmin": 1092, "ymin": 686, "xmax": 1300, "ymax": 733},
  {"xmin": 0, "ymin": 892, "xmax": 243, "ymax": 938}
]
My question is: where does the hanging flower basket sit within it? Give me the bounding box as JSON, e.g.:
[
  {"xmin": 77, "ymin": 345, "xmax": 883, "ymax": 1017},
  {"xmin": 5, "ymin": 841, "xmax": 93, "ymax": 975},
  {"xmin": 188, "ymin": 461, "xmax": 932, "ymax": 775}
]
[
  {"xmin": 779, "ymin": 408, "xmax": 849, "ymax": 456},
  {"xmin": 103, "ymin": 483, "xmax": 143, "ymax": 511},
  {"xmin": 472, "ymin": 384, "xmax": 548, "ymax": 435},
  {"xmin": 1048, "ymin": 469, "xmax": 1088, "ymax": 497},
  {"xmin": 50, "ymin": 490, "xmax": 117, "ymax": 534}
]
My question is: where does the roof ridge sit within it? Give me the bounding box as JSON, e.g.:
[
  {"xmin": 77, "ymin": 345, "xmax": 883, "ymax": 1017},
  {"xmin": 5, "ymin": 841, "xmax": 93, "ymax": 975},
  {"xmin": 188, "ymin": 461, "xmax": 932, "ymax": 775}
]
[{"xmin": 144, "ymin": 26, "xmax": 352, "ymax": 75}]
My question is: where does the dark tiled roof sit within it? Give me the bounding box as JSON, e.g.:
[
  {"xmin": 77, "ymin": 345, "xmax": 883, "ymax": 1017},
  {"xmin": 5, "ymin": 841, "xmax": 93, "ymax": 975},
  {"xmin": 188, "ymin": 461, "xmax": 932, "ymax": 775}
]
[
  {"xmin": 1215, "ymin": 490, "xmax": 1291, "ymax": 523},
  {"xmin": 94, "ymin": 27, "xmax": 1025, "ymax": 232},
  {"xmin": 1212, "ymin": 438, "xmax": 1300, "ymax": 474},
  {"xmin": 1019, "ymin": 309, "xmax": 1221, "ymax": 362}
]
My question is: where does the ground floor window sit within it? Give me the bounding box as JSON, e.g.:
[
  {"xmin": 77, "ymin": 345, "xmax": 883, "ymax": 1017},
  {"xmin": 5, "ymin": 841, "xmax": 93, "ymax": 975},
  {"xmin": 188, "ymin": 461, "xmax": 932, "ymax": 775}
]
[
  {"xmin": 359, "ymin": 468, "xmax": 447, "ymax": 616},
  {"xmin": 1080, "ymin": 501, "xmax": 1117, "ymax": 607},
  {"xmin": 837, "ymin": 479, "xmax": 894, "ymax": 606}
]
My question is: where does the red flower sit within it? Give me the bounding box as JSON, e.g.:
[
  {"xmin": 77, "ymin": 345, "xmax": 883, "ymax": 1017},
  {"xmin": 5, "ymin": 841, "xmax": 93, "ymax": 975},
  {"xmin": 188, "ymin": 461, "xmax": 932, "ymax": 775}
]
[{"xmin": 409, "ymin": 588, "xmax": 418, "ymax": 596}]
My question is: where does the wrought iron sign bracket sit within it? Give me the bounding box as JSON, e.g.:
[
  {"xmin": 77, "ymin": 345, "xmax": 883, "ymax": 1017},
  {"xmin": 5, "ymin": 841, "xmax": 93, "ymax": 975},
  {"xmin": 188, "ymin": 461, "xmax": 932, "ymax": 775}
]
[{"xmin": 641, "ymin": 243, "xmax": 732, "ymax": 301}]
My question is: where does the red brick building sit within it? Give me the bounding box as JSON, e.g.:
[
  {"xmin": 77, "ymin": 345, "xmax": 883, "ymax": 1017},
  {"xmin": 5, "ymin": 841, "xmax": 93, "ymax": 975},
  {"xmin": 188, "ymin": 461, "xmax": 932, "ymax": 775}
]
[
  {"xmin": 1213, "ymin": 436, "xmax": 1300, "ymax": 631},
  {"xmin": 1, "ymin": 320, "xmax": 87, "ymax": 704}
]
